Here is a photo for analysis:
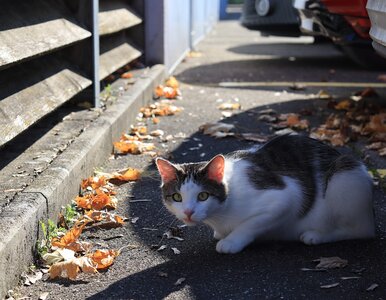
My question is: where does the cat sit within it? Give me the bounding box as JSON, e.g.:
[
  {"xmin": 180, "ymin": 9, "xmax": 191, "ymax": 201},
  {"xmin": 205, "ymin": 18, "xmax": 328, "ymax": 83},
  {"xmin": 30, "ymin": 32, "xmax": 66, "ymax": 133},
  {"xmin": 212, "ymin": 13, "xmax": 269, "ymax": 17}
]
[{"xmin": 155, "ymin": 134, "xmax": 375, "ymax": 254}]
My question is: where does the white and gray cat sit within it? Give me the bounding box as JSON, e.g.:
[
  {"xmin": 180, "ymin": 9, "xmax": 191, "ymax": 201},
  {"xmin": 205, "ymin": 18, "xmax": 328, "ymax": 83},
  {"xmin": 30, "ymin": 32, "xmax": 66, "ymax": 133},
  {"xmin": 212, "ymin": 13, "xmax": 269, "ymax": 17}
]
[{"xmin": 155, "ymin": 135, "xmax": 375, "ymax": 254}]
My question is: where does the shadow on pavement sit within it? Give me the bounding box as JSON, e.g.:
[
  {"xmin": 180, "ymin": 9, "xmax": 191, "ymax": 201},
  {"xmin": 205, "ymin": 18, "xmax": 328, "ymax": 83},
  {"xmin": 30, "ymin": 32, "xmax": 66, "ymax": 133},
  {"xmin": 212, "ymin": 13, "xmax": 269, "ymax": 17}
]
[
  {"xmin": 89, "ymin": 98, "xmax": 386, "ymax": 299},
  {"xmin": 177, "ymin": 58, "xmax": 369, "ymax": 90}
]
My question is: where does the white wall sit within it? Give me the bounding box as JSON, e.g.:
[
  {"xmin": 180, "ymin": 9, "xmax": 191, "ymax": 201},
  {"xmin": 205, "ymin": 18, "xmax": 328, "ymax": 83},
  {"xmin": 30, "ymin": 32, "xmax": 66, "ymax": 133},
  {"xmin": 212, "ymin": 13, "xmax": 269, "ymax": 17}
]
[{"xmin": 145, "ymin": 0, "xmax": 220, "ymax": 73}]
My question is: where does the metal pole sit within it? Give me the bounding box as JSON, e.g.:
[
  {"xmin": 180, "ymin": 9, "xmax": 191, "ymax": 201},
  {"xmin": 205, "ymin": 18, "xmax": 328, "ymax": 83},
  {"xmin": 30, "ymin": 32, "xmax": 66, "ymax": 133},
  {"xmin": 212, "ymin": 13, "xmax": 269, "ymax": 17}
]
[{"xmin": 92, "ymin": 0, "xmax": 100, "ymax": 107}]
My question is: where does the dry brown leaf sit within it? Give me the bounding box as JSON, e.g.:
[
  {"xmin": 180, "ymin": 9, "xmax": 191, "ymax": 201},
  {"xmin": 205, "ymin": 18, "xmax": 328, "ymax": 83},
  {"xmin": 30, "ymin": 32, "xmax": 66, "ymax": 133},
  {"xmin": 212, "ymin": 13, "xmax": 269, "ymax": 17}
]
[
  {"xmin": 115, "ymin": 168, "xmax": 141, "ymax": 181},
  {"xmin": 87, "ymin": 249, "xmax": 120, "ymax": 270},
  {"xmin": 130, "ymin": 126, "xmax": 147, "ymax": 135},
  {"xmin": 165, "ymin": 76, "xmax": 179, "ymax": 89},
  {"xmin": 81, "ymin": 176, "xmax": 108, "ymax": 190},
  {"xmin": 362, "ymin": 113, "xmax": 386, "ymax": 135},
  {"xmin": 239, "ymin": 133, "xmax": 269, "ymax": 143},
  {"xmin": 199, "ymin": 122, "xmax": 235, "ymax": 135},
  {"xmin": 51, "ymin": 219, "xmax": 90, "ymax": 249},
  {"xmin": 76, "ymin": 189, "xmax": 116, "ymax": 210},
  {"xmin": 277, "ymin": 113, "xmax": 309, "ymax": 130},
  {"xmin": 155, "ymin": 85, "xmax": 165, "ymax": 98},
  {"xmin": 113, "ymin": 141, "xmax": 141, "ymax": 154},
  {"xmin": 218, "ymin": 103, "xmax": 241, "ymax": 111},
  {"xmin": 121, "ymin": 72, "xmax": 133, "ymax": 79},
  {"xmin": 314, "ymin": 257, "xmax": 348, "ymax": 269},
  {"xmin": 317, "ymin": 90, "xmax": 332, "ymax": 99},
  {"xmin": 259, "ymin": 114, "xmax": 277, "ymax": 123},
  {"xmin": 49, "ymin": 257, "xmax": 98, "ymax": 280},
  {"xmin": 152, "ymin": 117, "xmax": 160, "ymax": 124},
  {"xmin": 334, "ymin": 99, "xmax": 352, "ymax": 111},
  {"xmin": 355, "ymin": 87, "xmax": 378, "ymax": 98},
  {"xmin": 150, "ymin": 129, "xmax": 165, "ymax": 137}
]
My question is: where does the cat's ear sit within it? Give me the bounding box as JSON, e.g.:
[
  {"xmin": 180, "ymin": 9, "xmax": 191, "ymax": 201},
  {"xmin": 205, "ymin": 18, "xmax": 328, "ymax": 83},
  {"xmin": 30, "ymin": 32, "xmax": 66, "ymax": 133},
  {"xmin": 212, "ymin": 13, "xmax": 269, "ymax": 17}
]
[
  {"xmin": 205, "ymin": 154, "xmax": 225, "ymax": 183},
  {"xmin": 155, "ymin": 158, "xmax": 178, "ymax": 184}
]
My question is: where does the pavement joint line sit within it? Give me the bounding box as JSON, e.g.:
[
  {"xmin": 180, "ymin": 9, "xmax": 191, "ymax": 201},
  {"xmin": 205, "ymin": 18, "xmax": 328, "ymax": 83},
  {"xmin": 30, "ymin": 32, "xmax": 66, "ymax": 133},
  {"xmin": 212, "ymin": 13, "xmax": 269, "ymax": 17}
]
[
  {"xmin": 217, "ymin": 81, "xmax": 386, "ymax": 88},
  {"xmin": 0, "ymin": 64, "xmax": 166, "ymax": 299}
]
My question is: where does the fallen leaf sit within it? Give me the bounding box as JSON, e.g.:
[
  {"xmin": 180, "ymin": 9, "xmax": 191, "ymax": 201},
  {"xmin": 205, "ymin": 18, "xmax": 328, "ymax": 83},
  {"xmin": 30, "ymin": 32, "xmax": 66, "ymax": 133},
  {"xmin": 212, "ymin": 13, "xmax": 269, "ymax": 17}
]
[
  {"xmin": 289, "ymin": 83, "xmax": 306, "ymax": 91},
  {"xmin": 218, "ymin": 103, "xmax": 241, "ymax": 110},
  {"xmin": 81, "ymin": 176, "xmax": 108, "ymax": 190},
  {"xmin": 23, "ymin": 270, "xmax": 43, "ymax": 286},
  {"xmin": 51, "ymin": 219, "xmax": 90, "ymax": 249},
  {"xmin": 259, "ymin": 108, "xmax": 277, "ymax": 115},
  {"xmin": 76, "ymin": 189, "xmax": 117, "ymax": 211},
  {"xmin": 158, "ymin": 272, "xmax": 168, "ymax": 277},
  {"xmin": 238, "ymin": 133, "xmax": 269, "ymax": 143},
  {"xmin": 186, "ymin": 51, "xmax": 202, "ymax": 58},
  {"xmin": 49, "ymin": 257, "xmax": 98, "ymax": 280},
  {"xmin": 113, "ymin": 141, "xmax": 141, "ymax": 154},
  {"xmin": 39, "ymin": 292, "xmax": 49, "ymax": 300},
  {"xmin": 131, "ymin": 217, "xmax": 139, "ymax": 224},
  {"xmin": 366, "ymin": 283, "xmax": 379, "ymax": 291},
  {"xmin": 334, "ymin": 99, "xmax": 352, "ymax": 110},
  {"xmin": 87, "ymin": 249, "xmax": 120, "ymax": 270},
  {"xmin": 155, "ymin": 85, "xmax": 165, "ymax": 98},
  {"xmin": 277, "ymin": 113, "xmax": 309, "ymax": 130},
  {"xmin": 121, "ymin": 72, "xmax": 133, "ymax": 79},
  {"xmin": 164, "ymin": 229, "xmax": 184, "ymax": 241},
  {"xmin": 362, "ymin": 113, "xmax": 386, "ymax": 135},
  {"xmin": 157, "ymin": 245, "xmax": 167, "ymax": 251},
  {"xmin": 43, "ymin": 248, "xmax": 76, "ymax": 265},
  {"xmin": 165, "ymin": 76, "xmax": 179, "ymax": 89},
  {"xmin": 150, "ymin": 129, "xmax": 165, "ymax": 137},
  {"xmin": 259, "ymin": 114, "xmax": 277, "ymax": 123},
  {"xmin": 152, "ymin": 117, "xmax": 160, "ymax": 124},
  {"xmin": 163, "ymin": 87, "xmax": 178, "ymax": 99},
  {"xmin": 317, "ymin": 90, "xmax": 332, "ymax": 99},
  {"xmin": 355, "ymin": 87, "xmax": 378, "ymax": 98},
  {"xmin": 300, "ymin": 268, "xmax": 327, "ymax": 272},
  {"xmin": 199, "ymin": 122, "xmax": 235, "ymax": 136},
  {"xmin": 174, "ymin": 277, "xmax": 186, "ymax": 285},
  {"xmin": 109, "ymin": 168, "xmax": 141, "ymax": 182},
  {"xmin": 171, "ymin": 247, "xmax": 181, "ymax": 254},
  {"xmin": 221, "ymin": 111, "xmax": 233, "ymax": 118},
  {"xmin": 314, "ymin": 257, "xmax": 348, "ymax": 269},
  {"xmin": 320, "ymin": 283, "xmax": 340, "ymax": 289}
]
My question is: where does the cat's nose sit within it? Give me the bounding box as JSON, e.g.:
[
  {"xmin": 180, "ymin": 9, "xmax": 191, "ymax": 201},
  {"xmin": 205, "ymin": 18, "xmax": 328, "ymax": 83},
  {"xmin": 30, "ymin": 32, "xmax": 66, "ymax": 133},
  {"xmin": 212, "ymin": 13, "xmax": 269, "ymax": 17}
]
[{"xmin": 184, "ymin": 209, "xmax": 194, "ymax": 219}]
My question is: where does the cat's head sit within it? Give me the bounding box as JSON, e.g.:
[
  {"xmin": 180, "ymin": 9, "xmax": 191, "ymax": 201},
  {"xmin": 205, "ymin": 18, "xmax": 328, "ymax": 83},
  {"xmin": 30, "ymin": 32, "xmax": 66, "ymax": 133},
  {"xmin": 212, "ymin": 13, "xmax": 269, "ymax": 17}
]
[{"xmin": 155, "ymin": 155, "xmax": 227, "ymax": 225}]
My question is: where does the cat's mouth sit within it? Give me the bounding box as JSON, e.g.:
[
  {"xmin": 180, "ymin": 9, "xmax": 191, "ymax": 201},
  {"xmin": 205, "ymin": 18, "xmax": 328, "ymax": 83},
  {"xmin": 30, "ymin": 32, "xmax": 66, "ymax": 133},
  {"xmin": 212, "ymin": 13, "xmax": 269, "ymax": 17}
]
[{"xmin": 182, "ymin": 218, "xmax": 197, "ymax": 226}]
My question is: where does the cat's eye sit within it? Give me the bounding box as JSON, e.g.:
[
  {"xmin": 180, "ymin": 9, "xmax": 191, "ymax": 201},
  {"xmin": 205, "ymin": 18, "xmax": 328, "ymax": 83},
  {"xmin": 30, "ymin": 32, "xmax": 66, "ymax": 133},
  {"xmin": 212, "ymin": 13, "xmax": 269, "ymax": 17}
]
[
  {"xmin": 197, "ymin": 192, "xmax": 210, "ymax": 201},
  {"xmin": 171, "ymin": 193, "xmax": 182, "ymax": 202}
]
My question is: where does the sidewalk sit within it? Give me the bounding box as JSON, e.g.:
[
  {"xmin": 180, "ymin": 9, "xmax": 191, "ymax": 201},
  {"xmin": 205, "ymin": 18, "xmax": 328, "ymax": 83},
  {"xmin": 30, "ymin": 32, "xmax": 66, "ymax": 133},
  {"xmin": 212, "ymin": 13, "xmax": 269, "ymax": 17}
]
[{"xmin": 9, "ymin": 20, "xmax": 386, "ymax": 299}]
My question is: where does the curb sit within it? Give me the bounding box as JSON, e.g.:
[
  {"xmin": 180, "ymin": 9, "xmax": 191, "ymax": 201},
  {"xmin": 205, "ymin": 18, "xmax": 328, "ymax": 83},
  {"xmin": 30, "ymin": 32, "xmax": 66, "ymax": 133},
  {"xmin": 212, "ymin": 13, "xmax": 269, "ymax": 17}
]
[{"xmin": 0, "ymin": 64, "xmax": 166, "ymax": 298}]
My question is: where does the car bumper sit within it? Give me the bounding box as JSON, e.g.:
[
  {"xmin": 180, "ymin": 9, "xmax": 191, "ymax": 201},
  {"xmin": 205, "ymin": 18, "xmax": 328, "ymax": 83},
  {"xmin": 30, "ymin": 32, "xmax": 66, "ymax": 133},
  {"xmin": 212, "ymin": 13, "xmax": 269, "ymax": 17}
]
[{"xmin": 367, "ymin": 0, "xmax": 386, "ymax": 57}]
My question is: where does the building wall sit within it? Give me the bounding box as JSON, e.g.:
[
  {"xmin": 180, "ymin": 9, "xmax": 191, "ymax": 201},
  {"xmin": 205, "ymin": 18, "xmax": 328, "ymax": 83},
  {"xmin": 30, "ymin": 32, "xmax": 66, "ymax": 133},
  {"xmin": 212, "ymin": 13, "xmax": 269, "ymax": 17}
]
[{"xmin": 145, "ymin": 0, "xmax": 220, "ymax": 73}]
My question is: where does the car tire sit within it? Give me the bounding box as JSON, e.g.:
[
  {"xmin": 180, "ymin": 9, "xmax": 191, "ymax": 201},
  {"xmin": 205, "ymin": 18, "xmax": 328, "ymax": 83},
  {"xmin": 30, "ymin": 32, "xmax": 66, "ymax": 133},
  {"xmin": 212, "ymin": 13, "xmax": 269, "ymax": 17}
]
[{"xmin": 341, "ymin": 44, "xmax": 386, "ymax": 69}]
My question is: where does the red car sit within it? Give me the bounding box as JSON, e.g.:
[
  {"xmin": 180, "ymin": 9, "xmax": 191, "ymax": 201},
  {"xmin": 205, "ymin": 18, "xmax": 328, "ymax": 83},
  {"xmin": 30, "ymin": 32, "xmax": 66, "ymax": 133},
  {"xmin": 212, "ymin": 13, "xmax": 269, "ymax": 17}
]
[{"xmin": 295, "ymin": 0, "xmax": 386, "ymax": 68}]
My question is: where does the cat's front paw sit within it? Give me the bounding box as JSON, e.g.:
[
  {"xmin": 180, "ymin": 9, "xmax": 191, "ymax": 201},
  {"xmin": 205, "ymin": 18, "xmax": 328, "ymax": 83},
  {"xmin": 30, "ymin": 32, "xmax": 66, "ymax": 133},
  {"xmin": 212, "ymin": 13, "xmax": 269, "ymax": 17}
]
[
  {"xmin": 300, "ymin": 231, "xmax": 323, "ymax": 245},
  {"xmin": 213, "ymin": 231, "xmax": 224, "ymax": 240},
  {"xmin": 216, "ymin": 239, "xmax": 245, "ymax": 254}
]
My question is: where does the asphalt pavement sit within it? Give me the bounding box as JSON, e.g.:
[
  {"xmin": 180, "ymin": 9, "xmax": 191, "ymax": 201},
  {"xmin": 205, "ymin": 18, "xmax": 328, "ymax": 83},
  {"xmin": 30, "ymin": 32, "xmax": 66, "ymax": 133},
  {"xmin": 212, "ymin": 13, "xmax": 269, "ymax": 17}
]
[{"xmin": 16, "ymin": 20, "xmax": 386, "ymax": 300}]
